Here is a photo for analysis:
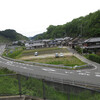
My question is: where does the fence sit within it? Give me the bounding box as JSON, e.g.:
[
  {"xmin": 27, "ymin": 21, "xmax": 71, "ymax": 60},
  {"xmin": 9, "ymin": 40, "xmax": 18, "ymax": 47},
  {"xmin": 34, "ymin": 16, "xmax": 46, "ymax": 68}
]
[{"xmin": 0, "ymin": 73, "xmax": 100, "ymax": 100}]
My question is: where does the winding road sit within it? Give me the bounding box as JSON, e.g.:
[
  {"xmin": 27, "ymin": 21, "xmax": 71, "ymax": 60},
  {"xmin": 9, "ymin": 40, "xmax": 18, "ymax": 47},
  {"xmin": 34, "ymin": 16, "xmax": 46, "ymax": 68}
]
[{"xmin": 0, "ymin": 45, "xmax": 100, "ymax": 89}]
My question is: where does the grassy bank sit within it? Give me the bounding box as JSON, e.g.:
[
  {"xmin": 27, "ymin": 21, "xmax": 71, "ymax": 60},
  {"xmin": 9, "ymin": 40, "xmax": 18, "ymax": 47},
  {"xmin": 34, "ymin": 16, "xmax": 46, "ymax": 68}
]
[
  {"xmin": 3, "ymin": 46, "xmax": 24, "ymax": 59},
  {"xmin": 0, "ymin": 68, "xmax": 18, "ymax": 95},
  {"xmin": 0, "ymin": 68, "xmax": 100, "ymax": 100}
]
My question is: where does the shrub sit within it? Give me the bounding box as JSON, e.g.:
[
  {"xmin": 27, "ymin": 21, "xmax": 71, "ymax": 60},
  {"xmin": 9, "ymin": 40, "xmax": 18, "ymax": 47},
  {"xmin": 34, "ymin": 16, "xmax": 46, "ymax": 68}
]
[
  {"xmin": 87, "ymin": 54, "xmax": 100, "ymax": 63},
  {"xmin": 75, "ymin": 46, "xmax": 83, "ymax": 54}
]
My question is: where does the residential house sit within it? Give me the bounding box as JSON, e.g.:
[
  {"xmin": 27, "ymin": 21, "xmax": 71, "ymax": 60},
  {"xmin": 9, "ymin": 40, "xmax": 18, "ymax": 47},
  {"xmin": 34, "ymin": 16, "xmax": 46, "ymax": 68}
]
[{"xmin": 83, "ymin": 37, "xmax": 100, "ymax": 53}]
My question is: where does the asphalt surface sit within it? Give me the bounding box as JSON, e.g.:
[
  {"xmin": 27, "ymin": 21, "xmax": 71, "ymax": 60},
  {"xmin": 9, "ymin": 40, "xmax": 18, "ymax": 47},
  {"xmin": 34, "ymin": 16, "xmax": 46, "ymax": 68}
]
[{"xmin": 0, "ymin": 45, "xmax": 100, "ymax": 87}]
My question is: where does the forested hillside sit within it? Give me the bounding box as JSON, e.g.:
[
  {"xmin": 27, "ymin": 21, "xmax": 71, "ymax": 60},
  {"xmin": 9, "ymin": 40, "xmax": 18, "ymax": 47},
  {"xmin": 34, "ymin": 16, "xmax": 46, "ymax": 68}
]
[
  {"xmin": 0, "ymin": 29, "xmax": 28, "ymax": 42},
  {"xmin": 32, "ymin": 10, "xmax": 100, "ymax": 40}
]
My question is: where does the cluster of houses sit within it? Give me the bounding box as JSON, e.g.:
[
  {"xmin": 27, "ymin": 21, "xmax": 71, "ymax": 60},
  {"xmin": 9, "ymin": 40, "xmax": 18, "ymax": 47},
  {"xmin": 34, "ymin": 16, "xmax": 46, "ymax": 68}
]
[
  {"xmin": 12, "ymin": 37, "xmax": 100, "ymax": 54},
  {"xmin": 25, "ymin": 37, "xmax": 72, "ymax": 49},
  {"xmin": 69, "ymin": 37, "xmax": 100, "ymax": 54},
  {"xmin": 83, "ymin": 38, "xmax": 100, "ymax": 53}
]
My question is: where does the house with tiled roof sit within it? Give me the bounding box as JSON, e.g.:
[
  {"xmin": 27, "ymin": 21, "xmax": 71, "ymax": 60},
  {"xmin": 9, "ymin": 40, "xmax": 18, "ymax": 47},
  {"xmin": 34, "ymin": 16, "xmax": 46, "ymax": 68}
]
[{"xmin": 83, "ymin": 37, "xmax": 100, "ymax": 53}]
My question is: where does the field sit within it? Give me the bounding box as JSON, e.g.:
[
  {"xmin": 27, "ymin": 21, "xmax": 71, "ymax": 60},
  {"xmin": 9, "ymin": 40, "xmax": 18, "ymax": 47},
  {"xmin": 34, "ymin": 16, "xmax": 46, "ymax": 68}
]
[
  {"xmin": 3, "ymin": 46, "xmax": 86, "ymax": 67},
  {"xmin": 16, "ymin": 47, "xmax": 86, "ymax": 67}
]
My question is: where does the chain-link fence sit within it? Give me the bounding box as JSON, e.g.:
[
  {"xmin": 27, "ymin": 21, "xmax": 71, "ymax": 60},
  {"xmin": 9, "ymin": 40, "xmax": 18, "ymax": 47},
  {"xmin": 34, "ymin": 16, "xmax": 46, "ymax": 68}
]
[{"xmin": 0, "ymin": 74, "xmax": 100, "ymax": 100}]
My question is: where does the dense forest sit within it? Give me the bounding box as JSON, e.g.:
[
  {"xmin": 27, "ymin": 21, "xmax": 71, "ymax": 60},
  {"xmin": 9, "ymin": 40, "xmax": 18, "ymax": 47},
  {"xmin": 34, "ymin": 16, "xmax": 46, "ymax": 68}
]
[
  {"xmin": 32, "ymin": 10, "xmax": 100, "ymax": 40},
  {"xmin": 0, "ymin": 29, "xmax": 28, "ymax": 42}
]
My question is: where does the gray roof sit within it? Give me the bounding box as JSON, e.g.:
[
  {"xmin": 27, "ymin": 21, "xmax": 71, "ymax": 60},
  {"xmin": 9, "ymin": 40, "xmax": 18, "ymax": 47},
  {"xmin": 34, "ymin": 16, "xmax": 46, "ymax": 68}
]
[
  {"xmin": 84, "ymin": 37, "xmax": 100, "ymax": 43},
  {"xmin": 42, "ymin": 39, "xmax": 51, "ymax": 42},
  {"xmin": 32, "ymin": 43, "xmax": 44, "ymax": 46},
  {"xmin": 55, "ymin": 38, "xmax": 64, "ymax": 41},
  {"xmin": 84, "ymin": 45, "xmax": 100, "ymax": 49},
  {"xmin": 64, "ymin": 37, "xmax": 70, "ymax": 40}
]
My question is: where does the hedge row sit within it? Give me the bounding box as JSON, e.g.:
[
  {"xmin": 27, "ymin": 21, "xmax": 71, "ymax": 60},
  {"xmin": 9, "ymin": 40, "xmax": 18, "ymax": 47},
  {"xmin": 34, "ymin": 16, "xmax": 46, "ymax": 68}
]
[{"xmin": 87, "ymin": 54, "xmax": 100, "ymax": 64}]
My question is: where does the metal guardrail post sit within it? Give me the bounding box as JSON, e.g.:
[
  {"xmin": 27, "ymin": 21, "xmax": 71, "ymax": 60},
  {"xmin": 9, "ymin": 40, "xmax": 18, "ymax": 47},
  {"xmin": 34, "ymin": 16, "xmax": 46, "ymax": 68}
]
[
  {"xmin": 67, "ymin": 85, "xmax": 70, "ymax": 100},
  {"xmin": 42, "ymin": 79, "xmax": 46, "ymax": 100},
  {"xmin": 17, "ymin": 74, "xmax": 22, "ymax": 97}
]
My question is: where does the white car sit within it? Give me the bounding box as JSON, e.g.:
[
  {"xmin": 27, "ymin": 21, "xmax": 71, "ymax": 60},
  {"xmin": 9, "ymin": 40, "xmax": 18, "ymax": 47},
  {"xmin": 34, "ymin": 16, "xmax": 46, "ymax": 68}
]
[
  {"xmin": 34, "ymin": 52, "xmax": 38, "ymax": 56},
  {"xmin": 55, "ymin": 53, "xmax": 59, "ymax": 58},
  {"xmin": 59, "ymin": 53, "xmax": 64, "ymax": 57}
]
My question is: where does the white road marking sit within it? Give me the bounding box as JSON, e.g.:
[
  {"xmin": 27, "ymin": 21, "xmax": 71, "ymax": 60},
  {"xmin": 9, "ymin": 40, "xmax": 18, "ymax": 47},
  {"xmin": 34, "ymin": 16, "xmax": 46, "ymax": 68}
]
[
  {"xmin": 15, "ymin": 66, "xmax": 34, "ymax": 70},
  {"xmin": 22, "ymin": 63, "xmax": 26, "ymax": 65},
  {"xmin": 25, "ymin": 64, "xmax": 30, "ymax": 66},
  {"xmin": 76, "ymin": 70, "xmax": 82, "ymax": 72},
  {"xmin": 95, "ymin": 74, "xmax": 100, "ymax": 77},
  {"xmin": 15, "ymin": 62, "xmax": 19, "ymax": 64},
  {"xmin": 95, "ymin": 72, "xmax": 100, "ymax": 77},
  {"xmin": 17, "ymin": 63, "xmax": 22, "ymax": 65},
  {"xmin": 42, "ymin": 68, "xmax": 55, "ymax": 72},
  {"xmin": 78, "ymin": 73, "xmax": 90, "ymax": 76},
  {"xmin": 7, "ymin": 61, "xmax": 13, "ymax": 64},
  {"xmin": 65, "ymin": 71, "xmax": 74, "ymax": 74},
  {"xmin": 90, "ymin": 64, "xmax": 97, "ymax": 70}
]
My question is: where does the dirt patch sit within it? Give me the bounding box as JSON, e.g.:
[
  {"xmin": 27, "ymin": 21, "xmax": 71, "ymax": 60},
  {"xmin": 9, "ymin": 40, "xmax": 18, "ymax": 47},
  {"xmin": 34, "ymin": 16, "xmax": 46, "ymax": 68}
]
[{"xmin": 19, "ymin": 53, "xmax": 73, "ymax": 60}]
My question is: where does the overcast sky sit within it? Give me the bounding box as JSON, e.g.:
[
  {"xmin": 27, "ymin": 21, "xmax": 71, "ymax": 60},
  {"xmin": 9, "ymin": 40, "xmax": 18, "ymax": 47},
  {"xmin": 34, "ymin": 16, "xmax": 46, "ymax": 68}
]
[{"xmin": 0, "ymin": 0, "xmax": 100, "ymax": 37}]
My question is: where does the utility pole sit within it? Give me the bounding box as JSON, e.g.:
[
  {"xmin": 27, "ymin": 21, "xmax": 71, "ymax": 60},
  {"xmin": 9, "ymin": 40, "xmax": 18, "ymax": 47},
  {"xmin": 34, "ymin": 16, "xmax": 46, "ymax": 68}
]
[
  {"xmin": 42, "ymin": 79, "xmax": 46, "ymax": 100},
  {"xmin": 17, "ymin": 74, "xmax": 22, "ymax": 97}
]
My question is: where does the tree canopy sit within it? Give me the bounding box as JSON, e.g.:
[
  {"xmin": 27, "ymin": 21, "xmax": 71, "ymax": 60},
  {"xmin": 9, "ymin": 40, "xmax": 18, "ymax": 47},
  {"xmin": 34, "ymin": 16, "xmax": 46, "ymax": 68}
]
[
  {"xmin": 32, "ymin": 10, "xmax": 100, "ymax": 40},
  {"xmin": 0, "ymin": 29, "xmax": 28, "ymax": 42}
]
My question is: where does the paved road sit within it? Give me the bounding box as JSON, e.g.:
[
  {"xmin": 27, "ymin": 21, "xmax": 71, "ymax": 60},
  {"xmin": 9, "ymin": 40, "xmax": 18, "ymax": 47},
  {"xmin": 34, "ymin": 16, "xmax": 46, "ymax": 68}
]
[{"xmin": 0, "ymin": 45, "xmax": 100, "ymax": 88}]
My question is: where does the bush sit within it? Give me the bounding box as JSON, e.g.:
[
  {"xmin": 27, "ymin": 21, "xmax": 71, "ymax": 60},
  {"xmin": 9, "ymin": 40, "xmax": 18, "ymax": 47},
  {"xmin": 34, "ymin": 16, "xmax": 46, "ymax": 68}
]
[
  {"xmin": 87, "ymin": 54, "xmax": 100, "ymax": 63},
  {"xmin": 75, "ymin": 46, "xmax": 82, "ymax": 54}
]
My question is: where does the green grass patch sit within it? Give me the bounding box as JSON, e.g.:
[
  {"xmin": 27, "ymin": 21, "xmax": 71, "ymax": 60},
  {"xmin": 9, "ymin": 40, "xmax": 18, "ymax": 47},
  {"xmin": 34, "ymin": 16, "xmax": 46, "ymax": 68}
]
[
  {"xmin": 0, "ymin": 68, "xmax": 15, "ymax": 74},
  {"xmin": 0, "ymin": 68, "xmax": 18, "ymax": 95},
  {"xmin": 25, "ymin": 56, "xmax": 85, "ymax": 67},
  {"xmin": 3, "ymin": 47, "xmax": 24, "ymax": 59}
]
